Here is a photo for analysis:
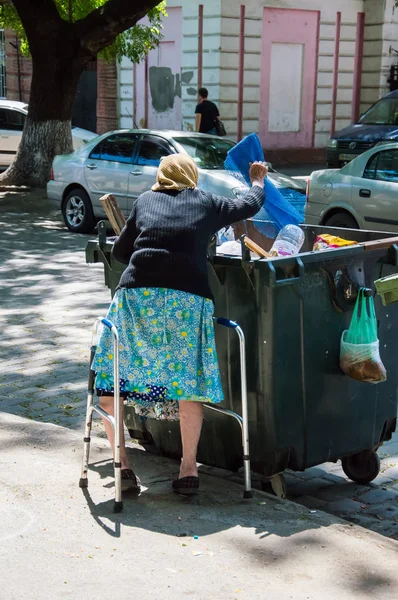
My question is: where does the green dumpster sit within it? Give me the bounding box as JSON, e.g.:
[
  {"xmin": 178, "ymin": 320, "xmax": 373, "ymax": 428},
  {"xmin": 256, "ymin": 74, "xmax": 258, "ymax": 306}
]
[{"xmin": 86, "ymin": 219, "xmax": 398, "ymax": 488}]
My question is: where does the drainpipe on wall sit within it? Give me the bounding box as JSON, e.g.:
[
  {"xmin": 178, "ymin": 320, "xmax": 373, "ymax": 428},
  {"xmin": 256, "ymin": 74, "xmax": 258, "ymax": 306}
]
[
  {"xmin": 352, "ymin": 12, "xmax": 365, "ymax": 122},
  {"xmin": 330, "ymin": 12, "xmax": 341, "ymax": 136},
  {"xmin": 237, "ymin": 5, "xmax": 245, "ymax": 141},
  {"xmin": 9, "ymin": 39, "xmax": 22, "ymax": 102},
  {"xmin": 198, "ymin": 4, "xmax": 203, "ymax": 90},
  {"xmin": 133, "ymin": 63, "xmax": 138, "ymax": 128},
  {"xmin": 144, "ymin": 54, "xmax": 149, "ymax": 128}
]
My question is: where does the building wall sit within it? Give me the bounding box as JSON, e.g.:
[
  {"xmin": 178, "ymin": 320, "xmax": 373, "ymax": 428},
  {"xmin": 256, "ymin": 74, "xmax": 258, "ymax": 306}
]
[
  {"xmin": 5, "ymin": 29, "xmax": 32, "ymax": 103},
  {"xmin": 96, "ymin": 60, "xmax": 118, "ymax": 134},
  {"xmin": 118, "ymin": 2, "xmax": 221, "ymax": 132},
  {"xmin": 219, "ymin": 0, "xmax": 366, "ymax": 149},
  {"xmin": 362, "ymin": 0, "xmax": 398, "ymax": 114},
  {"xmin": 119, "ymin": 0, "xmax": 398, "ymax": 154}
]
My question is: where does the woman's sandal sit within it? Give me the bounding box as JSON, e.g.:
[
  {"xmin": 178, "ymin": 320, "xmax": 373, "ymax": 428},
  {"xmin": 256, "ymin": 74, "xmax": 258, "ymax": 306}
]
[
  {"xmin": 172, "ymin": 476, "xmax": 199, "ymax": 496},
  {"xmin": 121, "ymin": 468, "xmax": 141, "ymax": 494}
]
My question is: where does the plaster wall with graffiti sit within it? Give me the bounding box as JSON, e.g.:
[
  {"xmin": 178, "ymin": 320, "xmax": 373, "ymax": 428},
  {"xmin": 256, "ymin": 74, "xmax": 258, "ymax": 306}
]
[{"xmin": 118, "ymin": 0, "xmax": 398, "ymax": 151}]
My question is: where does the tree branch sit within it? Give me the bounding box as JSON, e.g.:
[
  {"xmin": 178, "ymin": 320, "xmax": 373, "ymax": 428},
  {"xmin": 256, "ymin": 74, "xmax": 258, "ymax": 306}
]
[
  {"xmin": 75, "ymin": 0, "xmax": 161, "ymax": 55},
  {"xmin": 10, "ymin": 0, "xmax": 68, "ymax": 56},
  {"xmin": 11, "ymin": 0, "xmax": 62, "ymax": 34}
]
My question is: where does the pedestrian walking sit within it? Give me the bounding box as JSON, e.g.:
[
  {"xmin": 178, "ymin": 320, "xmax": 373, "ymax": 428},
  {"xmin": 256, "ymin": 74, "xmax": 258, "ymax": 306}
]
[
  {"xmin": 91, "ymin": 154, "xmax": 268, "ymax": 496},
  {"xmin": 195, "ymin": 87, "xmax": 220, "ymax": 135}
]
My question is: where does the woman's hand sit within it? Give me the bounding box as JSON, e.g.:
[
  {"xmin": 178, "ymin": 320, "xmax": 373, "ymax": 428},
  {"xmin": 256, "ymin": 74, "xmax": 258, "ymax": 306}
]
[{"xmin": 249, "ymin": 161, "xmax": 268, "ymax": 187}]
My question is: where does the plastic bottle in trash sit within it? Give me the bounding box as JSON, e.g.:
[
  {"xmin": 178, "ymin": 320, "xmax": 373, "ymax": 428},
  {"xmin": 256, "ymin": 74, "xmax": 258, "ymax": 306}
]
[{"xmin": 270, "ymin": 225, "xmax": 305, "ymax": 257}]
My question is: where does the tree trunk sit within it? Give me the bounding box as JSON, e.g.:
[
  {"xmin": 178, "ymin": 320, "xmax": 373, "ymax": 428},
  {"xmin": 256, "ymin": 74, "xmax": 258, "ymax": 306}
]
[
  {"xmin": 0, "ymin": 52, "xmax": 84, "ymax": 187},
  {"xmin": 0, "ymin": 0, "xmax": 162, "ymax": 188}
]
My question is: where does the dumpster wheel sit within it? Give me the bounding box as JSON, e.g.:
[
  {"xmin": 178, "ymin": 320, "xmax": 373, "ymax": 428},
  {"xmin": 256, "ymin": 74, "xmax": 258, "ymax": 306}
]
[
  {"xmin": 260, "ymin": 474, "xmax": 287, "ymax": 499},
  {"xmin": 341, "ymin": 449, "xmax": 380, "ymax": 485}
]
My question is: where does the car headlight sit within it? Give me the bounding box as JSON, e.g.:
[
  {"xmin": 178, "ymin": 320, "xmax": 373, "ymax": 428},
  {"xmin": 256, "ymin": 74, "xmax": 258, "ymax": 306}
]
[
  {"xmin": 328, "ymin": 139, "xmax": 338, "ymax": 148},
  {"xmin": 232, "ymin": 186, "xmax": 248, "ymax": 199}
]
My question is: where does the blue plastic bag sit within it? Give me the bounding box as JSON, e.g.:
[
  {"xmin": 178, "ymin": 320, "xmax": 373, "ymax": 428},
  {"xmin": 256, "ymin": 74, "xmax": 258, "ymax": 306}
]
[{"xmin": 224, "ymin": 133, "xmax": 304, "ymax": 236}]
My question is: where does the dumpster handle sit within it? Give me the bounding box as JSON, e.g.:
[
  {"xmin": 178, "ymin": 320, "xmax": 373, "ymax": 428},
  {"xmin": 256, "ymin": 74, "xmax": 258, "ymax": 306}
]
[{"xmin": 266, "ymin": 257, "xmax": 305, "ymax": 287}]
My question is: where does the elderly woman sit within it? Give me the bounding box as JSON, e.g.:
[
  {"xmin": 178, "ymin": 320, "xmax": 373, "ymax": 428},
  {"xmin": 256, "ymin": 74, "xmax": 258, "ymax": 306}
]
[{"xmin": 92, "ymin": 154, "xmax": 267, "ymax": 496}]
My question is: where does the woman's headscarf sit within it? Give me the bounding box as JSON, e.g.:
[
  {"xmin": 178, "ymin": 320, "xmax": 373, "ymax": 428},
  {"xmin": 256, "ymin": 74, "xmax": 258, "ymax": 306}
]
[{"xmin": 152, "ymin": 154, "xmax": 199, "ymax": 192}]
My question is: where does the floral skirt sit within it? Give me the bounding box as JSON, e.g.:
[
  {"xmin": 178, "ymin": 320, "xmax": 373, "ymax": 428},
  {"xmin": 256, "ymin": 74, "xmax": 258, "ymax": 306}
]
[{"xmin": 92, "ymin": 287, "xmax": 224, "ymax": 421}]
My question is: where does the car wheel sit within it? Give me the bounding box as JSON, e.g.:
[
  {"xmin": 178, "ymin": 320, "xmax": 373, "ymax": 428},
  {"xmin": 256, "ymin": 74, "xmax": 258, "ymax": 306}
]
[
  {"xmin": 324, "ymin": 212, "xmax": 359, "ymax": 229},
  {"xmin": 62, "ymin": 188, "xmax": 96, "ymax": 234}
]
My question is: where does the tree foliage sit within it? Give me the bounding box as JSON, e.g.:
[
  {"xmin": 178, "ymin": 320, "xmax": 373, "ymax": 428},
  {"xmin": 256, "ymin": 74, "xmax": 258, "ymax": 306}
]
[
  {"xmin": 0, "ymin": 0, "xmax": 167, "ymax": 63},
  {"xmin": 0, "ymin": 0, "xmax": 167, "ymax": 187}
]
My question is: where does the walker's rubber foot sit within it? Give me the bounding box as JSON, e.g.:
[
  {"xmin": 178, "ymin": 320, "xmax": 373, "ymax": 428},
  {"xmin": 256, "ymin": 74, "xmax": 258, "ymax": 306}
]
[
  {"xmin": 79, "ymin": 478, "xmax": 88, "ymax": 488},
  {"xmin": 243, "ymin": 490, "xmax": 253, "ymax": 499},
  {"xmin": 113, "ymin": 501, "xmax": 123, "ymax": 513}
]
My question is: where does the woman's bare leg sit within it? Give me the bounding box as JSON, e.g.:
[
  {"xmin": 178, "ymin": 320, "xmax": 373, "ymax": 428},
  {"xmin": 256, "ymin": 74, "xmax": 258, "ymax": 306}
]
[
  {"xmin": 99, "ymin": 395, "xmax": 130, "ymax": 469},
  {"xmin": 178, "ymin": 400, "xmax": 203, "ymax": 478}
]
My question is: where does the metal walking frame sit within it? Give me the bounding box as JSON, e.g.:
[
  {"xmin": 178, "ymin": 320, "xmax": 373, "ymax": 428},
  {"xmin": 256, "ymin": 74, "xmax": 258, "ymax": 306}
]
[
  {"xmin": 79, "ymin": 317, "xmax": 123, "ymax": 513},
  {"xmin": 79, "ymin": 316, "xmax": 252, "ymax": 510},
  {"xmin": 208, "ymin": 317, "xmax": 252, "ymax": 499}
]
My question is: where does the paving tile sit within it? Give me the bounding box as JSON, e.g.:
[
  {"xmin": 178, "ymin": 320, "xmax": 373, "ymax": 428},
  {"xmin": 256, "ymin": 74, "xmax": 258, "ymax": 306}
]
[
  {"xmin": 39, "ymin": 406, "xmax": 65, "ymax": 416},
  {"xmin": 317, "ymin": 483, "xmax": 370, "ymax": 502},
  {"xmin": 1, "ymin": 405, "xmax": 29, "ymax": 415},
  {"xmin": 0, "ymin": 396, "xmax": 29, "ymax": 407},
  {"xmin": 358, "ymin": 488, "xmax": 398, "ymax": 505},
  {"xmin": 369, "ymin": 475, "xmax": 394, "ymax": 487},
  {"xmin": 361, "ymin": 503, "xmax": 398, "ymax": 519},
  {"xmin": 326, "ymin": 498, "xmax": 364, "ymax": 515},
  {"xmin": 317, "ymin": 472, "xmax": 347, "ymax": 484},
  {"xmin": 344, "ymin": 514, "xmax": 385, "ymax": 530},
  {"xmin": 292, "ymin": 495, "xmax": 327, "ymax": 510},
  {"xmin": 27, "ymin": 401, "xmax": 50, "ymax": 410},
  {"xmin": 288, "ymin": 478, "xmax": 334, "ymax": 498},
  {"xmin": 292, "ymin": 467, "xmax": 328, "ymax": 481},
  {"xmin": 379, "ymin": 440, "xmax": 398, "ymax": 457},
  {"xmin": 0, "ymin": 385, "xmax": 27, "ymax": 395},
  {"xmin": 380, "ymin": 465, "xmax": 398, "ymax": 480}
]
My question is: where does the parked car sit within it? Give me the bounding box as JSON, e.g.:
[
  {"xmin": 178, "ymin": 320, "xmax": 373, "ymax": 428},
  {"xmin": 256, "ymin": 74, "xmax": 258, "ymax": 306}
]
[
  {"xmin": 306, "ymin": 141, "xmax": 398, "ymax": 230},
  {"xmin": 327, "ymin": 90, "xmax": 398, "ymax": 168},
  {"xmin": 0, "ymin": 100, "xmax": 97, "ymax": 167},
  {"xmin": 47, "ymin": 129, "xmax": 306, "ymax": 233}
]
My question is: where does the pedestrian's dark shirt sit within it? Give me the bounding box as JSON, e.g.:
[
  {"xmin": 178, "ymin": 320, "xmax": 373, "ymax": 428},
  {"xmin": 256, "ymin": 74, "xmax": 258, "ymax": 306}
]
[{"xmin": 195, "ymin": 100, "xmax": 220, "ymax": 133}]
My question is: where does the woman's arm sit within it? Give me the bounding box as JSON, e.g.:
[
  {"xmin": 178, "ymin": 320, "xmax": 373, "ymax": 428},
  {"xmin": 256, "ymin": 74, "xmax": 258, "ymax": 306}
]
[
  {"xmin": 211, "ymin": 162, "xmax": 268, "ymax": 230},
  {"xmin": 112, "ymin": 202, "xmax": 138, "ymax": 265}
]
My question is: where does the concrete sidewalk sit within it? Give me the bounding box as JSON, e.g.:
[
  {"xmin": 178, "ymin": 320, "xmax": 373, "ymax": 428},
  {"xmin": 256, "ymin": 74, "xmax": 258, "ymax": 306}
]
[{"xmin": 1, "ymin": 412, "xmax": 398, "ymax": 600}]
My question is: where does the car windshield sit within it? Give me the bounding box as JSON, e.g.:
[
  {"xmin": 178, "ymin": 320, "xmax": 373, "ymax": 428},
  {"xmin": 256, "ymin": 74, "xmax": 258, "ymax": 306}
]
[
  {"xmin": 358, "ymin": 98, "xmax": 398, "ymax": 126},
  {"xmin": 173, "ymin": 136, "xmax": 235, "ymax": 169}
]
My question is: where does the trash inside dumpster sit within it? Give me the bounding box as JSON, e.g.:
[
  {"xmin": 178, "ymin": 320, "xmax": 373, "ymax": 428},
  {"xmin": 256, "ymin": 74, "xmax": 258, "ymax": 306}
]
[{"xmin": 86, "ymin": 219, "xmax": 398, "ymax": 492}]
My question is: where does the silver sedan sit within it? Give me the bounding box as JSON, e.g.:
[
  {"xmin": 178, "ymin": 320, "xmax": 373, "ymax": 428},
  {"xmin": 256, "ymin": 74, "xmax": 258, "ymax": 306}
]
[
  {"xmin": 306, "ymin": 142, "xmax": 398, "ymax": 230},
  {"xmin": 47, "ymin": 129, "xmax": 306, "ymax": 233}
]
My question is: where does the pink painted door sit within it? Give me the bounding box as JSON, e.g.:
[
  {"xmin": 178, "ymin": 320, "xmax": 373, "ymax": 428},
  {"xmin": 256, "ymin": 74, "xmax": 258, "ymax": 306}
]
[
  {"xmin": 135, "ymin": 7, "xmax": 182, "ymax": 130},
  {"xmin": 259, "ymin": 8, "xmax": 320, "ymax": 149}
]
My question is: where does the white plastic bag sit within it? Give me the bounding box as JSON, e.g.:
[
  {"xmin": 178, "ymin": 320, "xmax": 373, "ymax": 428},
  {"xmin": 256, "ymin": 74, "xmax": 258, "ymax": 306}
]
[
  {"xmin": 217, "ymin": 226, "xmax": 235, "ymax": 246},
  {"xmin": 216, "ymin": 241, "xmax": 242, "ymax": 256},
  {"xmin": 216, "ymin": 240, "xmax": 258, "ymax": 259},
  {"xmin": 340, "ymin": 331, "xmax": 387, "ymax": 384}
]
